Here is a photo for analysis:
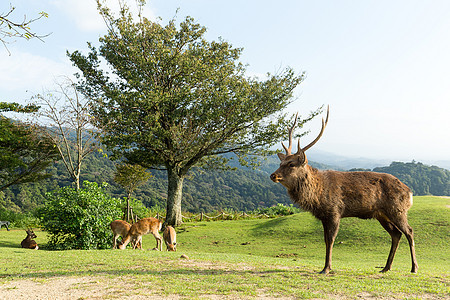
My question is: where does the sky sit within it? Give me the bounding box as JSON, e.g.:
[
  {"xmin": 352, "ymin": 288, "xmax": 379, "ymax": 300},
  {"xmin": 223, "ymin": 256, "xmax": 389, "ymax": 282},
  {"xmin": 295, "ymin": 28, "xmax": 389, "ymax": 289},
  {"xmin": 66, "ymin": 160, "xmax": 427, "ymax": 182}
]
[{"xmin": 1, "ymin": 0, "xmax": 450, "ymax": 164}]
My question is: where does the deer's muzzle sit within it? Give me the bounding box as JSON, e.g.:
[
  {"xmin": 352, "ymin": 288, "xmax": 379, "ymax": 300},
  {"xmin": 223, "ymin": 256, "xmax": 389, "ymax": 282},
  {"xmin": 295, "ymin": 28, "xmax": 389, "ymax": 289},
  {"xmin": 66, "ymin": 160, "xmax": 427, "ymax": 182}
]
[{"xmin": 270, "ymin": 173, "xmax": 282, "ymax": 183}]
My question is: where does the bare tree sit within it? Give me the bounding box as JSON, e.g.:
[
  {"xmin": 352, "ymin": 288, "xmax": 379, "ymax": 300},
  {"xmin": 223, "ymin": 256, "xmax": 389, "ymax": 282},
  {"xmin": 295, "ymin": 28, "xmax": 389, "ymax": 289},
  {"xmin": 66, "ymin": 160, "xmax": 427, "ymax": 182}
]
[{"xmin": 32, "ymin": 77, "xmax": 98, "ymax": 190}]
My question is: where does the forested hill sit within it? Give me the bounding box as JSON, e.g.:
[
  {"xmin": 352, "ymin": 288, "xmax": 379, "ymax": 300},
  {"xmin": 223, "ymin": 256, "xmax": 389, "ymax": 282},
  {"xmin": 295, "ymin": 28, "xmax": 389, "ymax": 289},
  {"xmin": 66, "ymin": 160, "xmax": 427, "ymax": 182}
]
[
  {"xmin": 1, "ymin": 153, "xmax": 449, "ymax": 214},
  {"xmin": 373, "ymin": 161, "xmax": 450, "ymax": 196},
  {"xmin": 349, "ymin": 161, "xmax": 450, "ymax": 196}
]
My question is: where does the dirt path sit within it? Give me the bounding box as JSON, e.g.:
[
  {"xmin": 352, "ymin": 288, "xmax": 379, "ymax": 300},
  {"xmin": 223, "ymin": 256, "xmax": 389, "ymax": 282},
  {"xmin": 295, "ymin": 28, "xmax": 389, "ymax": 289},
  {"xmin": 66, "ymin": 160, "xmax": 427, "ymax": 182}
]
[{"xmin": 0, "ymin": 276, "xmax": 166, "ymax": 300}]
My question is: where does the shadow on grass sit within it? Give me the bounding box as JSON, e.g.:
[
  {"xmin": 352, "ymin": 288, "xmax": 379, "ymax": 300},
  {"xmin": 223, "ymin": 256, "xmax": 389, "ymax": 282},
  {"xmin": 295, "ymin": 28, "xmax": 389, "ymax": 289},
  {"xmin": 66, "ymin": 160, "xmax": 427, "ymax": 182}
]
[
  {"xmin": 0, "ymin": 241, "xmax": 21, "ymax": 248},
  {"xmin": 0, "ymin": 266, "xmax": 319, "ymax": 281}
]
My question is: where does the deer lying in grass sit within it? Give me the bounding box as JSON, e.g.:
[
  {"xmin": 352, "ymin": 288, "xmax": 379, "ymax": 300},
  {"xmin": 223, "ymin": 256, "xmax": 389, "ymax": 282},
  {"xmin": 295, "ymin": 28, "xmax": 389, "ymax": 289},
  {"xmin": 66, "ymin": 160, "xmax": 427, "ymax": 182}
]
[
  {"xmin": 110, "ymin": 220, "xmax": 141, "ymax": 249},
  {"xmin": 163, "ymin": 226, "xmax": 177, "ymax": 251},
  {"xmin": 270, "ymin": 107, "xmax": 418, "ymax": 274},
  {"xmin": 118, "ymin": 217, "xmax": 163, "ymax": 251},
  {"xmin": 21, "ymin": 229, "xmax": 39, "ymax": 250}
]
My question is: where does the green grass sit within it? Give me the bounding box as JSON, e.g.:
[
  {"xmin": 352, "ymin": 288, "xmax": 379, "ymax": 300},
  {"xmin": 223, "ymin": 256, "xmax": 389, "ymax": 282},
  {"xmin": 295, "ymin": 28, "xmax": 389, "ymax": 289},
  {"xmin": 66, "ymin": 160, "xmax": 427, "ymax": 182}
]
[{"xmin": 0, "ymin": 196, "xmax": 448, "ymax": 299}]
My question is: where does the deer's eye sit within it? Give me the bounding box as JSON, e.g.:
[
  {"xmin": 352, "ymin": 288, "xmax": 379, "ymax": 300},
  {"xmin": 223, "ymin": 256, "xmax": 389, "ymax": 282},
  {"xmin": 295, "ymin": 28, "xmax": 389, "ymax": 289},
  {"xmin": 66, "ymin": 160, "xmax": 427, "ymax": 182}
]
[{"xmin": 289, "ymin": 163, "xmax": 295, "ymax": 168}]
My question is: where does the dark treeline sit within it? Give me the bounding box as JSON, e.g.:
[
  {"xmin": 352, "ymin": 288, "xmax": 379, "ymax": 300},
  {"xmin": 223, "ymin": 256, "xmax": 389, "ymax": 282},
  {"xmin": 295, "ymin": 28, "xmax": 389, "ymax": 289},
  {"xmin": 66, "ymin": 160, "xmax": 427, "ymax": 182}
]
[{"xmin": 1, "ymin": 153, "xmax": 448, "ymax": 214}]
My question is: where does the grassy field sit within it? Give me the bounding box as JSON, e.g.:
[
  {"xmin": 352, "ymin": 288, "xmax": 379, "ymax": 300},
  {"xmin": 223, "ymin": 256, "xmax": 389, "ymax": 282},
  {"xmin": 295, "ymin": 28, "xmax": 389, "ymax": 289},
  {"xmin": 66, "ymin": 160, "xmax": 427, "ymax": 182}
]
[{"xmin": 0, "ymin": 196, "xmax": 448, "ymax": 299}]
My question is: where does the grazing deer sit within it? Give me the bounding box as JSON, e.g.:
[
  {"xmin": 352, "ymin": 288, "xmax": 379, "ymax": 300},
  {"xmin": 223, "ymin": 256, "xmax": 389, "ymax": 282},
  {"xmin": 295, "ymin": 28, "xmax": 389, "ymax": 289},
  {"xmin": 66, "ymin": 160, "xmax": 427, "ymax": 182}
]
[
  {"xmin": 270, "ymin": 107, "xmax": 418, "ymax": 274},
  {"xmin": 21, "ymin": 229, "xmax": 39, "ymax": 250},
  {"xmin": 110, "ymin": 220, "xmax": 141, "ymax": 249},
  {"xmin": 118, "ymin": 217, "xmax": 163, "ymax": 251},
  {"xmin": 163, "ymin": 226, "xmax": 177, "ymax": 251}
]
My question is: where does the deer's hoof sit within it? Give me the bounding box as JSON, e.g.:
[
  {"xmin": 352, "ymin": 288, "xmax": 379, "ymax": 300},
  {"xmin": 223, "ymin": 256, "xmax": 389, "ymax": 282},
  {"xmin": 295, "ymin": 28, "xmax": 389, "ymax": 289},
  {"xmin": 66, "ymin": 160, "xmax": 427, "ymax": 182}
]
[{"xmin": 319, "ymin": 268, "xmax": 330, "ymax": 275}]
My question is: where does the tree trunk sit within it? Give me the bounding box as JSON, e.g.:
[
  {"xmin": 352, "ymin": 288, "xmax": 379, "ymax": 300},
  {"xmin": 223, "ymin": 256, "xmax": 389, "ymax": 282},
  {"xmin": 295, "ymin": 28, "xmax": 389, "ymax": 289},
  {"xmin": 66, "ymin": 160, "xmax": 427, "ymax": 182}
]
[
  {"xmin": 165, "ymin": 167, "xmax": 184, "ymax": 226},
  {"xmin": 126, "ymin": 193, "xmax": 131, "ymax": 223},
  {"xmin": 74, "ymin": 174, "xmax": 80, "ymax": 191}
]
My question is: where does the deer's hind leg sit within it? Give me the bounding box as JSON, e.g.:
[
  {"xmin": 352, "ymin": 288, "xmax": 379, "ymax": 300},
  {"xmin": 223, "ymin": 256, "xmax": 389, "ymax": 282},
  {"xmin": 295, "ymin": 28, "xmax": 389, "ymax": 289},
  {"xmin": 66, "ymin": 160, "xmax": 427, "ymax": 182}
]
[
  {"xmin": 389, "ymin": 214, "xmax": 418, "ymax": 273},
  {"xmin": 377, "ymin": 216, "xmax": 402, "ymax": 273}
]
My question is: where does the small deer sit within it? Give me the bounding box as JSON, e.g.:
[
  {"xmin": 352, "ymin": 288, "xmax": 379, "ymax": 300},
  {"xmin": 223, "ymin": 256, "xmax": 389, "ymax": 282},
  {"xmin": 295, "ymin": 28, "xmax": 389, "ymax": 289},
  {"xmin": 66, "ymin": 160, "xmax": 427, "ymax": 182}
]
[
  {"xmin": 270, "ymin": 107, "xmax": 418, "ymax": 274},
  {"xmin": 21, "ymin": 229, "xmax": 39, "ymax": 250},
  {"xmin": 163, "ymin": 226, "xmax": 177, "ymax": 251},
  {"xmin": 110, "ymin": 220, "xmax": 142, "ymax": 249},
  {"xmin": 118, "ymin": 217, "xmax": 163, "ymax": 251}
]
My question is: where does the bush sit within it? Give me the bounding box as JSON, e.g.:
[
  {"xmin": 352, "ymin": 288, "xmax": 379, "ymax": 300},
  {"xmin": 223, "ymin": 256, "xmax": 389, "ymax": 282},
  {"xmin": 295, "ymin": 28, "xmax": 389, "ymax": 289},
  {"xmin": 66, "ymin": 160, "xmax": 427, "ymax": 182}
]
[
  {"xmin": 0, "ymin": 207, "xmax": 39, "ymax": 229},
  {"xmin": 253, "ymin": 203, "xmax": 302, "ymax": 217},
  {"xmin": 37, "ymin": 181, "xmax": 122, "ymax": 250}
]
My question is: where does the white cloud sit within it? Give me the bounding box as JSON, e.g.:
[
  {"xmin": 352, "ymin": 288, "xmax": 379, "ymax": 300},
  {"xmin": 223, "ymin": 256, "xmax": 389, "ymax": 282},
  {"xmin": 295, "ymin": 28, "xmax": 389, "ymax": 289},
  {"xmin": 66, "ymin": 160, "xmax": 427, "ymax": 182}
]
[
  {"xmin": 0, "ymin": 49, "xmax": 75, "ymax": 96},
  {"xmin": 51, "ymin": 0, "xmax": 156, "ymax": 32}
]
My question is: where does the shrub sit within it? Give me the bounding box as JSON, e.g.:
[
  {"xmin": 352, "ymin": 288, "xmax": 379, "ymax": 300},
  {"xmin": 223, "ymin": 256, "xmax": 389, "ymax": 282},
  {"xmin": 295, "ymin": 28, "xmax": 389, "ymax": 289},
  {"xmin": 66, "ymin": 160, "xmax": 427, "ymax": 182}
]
[
  {"xmin": 0, "ymin": 207, "xmax": 39, "ymax": 229},
  {"xmin": 37, "ymin": 181, "xmax": 122, "ymax": 250},
  {"xmin": 253, "ymin": 203, "xmax": 302, "ymax": 217}
]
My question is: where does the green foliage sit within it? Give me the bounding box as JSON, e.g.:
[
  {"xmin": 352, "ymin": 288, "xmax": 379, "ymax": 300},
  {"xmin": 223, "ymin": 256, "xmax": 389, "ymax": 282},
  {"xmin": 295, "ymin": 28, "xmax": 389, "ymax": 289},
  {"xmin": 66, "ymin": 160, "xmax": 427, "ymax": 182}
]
[
  {"xmin": 0, "ymin": 116, "xmax": 59, "ymax": 191},
  {"xmin": 0, "ymin": 102, "xmax": 39, "ymax": 113},
  {"xmin": 252, "ymin": 203, "xmax": 302, "ymax": 217},
  {"xmin": 372, "ymin": 161, "xmax": 450, "ymax": 196},
  {"xmin": 37, "ymin": 181, "xmax": 122, "ymax": 250},
  {"xmin": 0, "ymin": 207, "xmax": 39, "ymax": 228},
  {"xmin": 114, "ymin": 163, "xmax": 152, "ymax": 196}
]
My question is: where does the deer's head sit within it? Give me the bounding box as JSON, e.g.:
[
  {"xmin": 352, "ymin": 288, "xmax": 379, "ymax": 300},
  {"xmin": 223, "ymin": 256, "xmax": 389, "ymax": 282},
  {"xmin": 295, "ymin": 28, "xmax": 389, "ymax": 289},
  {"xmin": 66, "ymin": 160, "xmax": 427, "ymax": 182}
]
[
  {"xmin": 270, "ymin": 106, "xmax": 329, "ymax": 188},
  {"xmin": 25, "ymin": 229, "xmax": 37, "ymax": 239},
  {"xmin": 167, "ymin": 242, "xmax": 177, "ymax": 251}
]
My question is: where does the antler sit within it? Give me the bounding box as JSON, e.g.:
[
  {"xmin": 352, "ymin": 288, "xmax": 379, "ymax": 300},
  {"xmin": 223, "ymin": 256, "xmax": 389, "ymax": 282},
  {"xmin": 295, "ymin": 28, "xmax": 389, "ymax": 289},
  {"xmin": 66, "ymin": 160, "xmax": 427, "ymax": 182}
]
[
  {"xmin": 281, "ymin": 112, "xmax": 298, "ymax": 155},
  {"xmin": 300, "ymin": 105, "xmax": 329, "ymax": 152}
]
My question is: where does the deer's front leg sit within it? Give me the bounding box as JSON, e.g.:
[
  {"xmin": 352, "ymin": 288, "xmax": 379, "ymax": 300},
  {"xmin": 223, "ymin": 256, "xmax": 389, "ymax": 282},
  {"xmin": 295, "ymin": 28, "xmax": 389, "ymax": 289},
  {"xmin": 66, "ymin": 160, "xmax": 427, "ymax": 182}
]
[{"xmin": 320, "ymin": 218, "xmax": 340, "ymax": 274}]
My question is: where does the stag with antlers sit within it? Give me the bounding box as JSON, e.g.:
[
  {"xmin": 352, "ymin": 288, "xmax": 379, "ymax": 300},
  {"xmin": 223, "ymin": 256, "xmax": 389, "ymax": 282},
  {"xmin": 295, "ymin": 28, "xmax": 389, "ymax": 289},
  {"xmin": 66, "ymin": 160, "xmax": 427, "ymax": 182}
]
[
  {"xmin": 270, "ymin": 107, "xmax": 418, "ymax": 274},
  {"xmin": 21, "ymin": 229, "xmax": 39, "ymax": 250}
]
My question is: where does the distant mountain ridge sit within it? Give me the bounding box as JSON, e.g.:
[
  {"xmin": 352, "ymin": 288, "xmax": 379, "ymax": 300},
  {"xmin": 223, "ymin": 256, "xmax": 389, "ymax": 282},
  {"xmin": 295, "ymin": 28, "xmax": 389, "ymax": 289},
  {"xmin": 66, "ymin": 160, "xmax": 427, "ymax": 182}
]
[{"xmin": 306, "ymin": 149, "xmax": 450, "ymax": 171}]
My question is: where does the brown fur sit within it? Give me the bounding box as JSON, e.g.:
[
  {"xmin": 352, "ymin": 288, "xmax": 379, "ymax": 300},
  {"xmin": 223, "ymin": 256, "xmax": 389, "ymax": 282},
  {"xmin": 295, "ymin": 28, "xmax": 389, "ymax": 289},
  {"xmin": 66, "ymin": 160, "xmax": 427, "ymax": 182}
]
[
  {"xmin": 270, "ymin": 110, "xmax": 417, "ymax": 274},
  {"xmin": 163, "ymin": 226, "xmax": 177, "ymax": 251},
  {"xmin": 110, "ymin": 220, "xmax": 141, "ymax": 249},
  {"xmin": 21, "ymin": 229, "xmax": 39, "ymax": 250},
  {"xmin": 118, "ymin": 217, "xmax": 163, "ymax": 250}
]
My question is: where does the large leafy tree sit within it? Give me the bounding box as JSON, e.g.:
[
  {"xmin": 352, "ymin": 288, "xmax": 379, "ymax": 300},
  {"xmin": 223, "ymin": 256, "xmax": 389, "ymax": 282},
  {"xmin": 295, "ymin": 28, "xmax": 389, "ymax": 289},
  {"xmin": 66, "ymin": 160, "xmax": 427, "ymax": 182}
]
[
  {"xmin": 69, "ymin": 3, "xmax": 309, "ymax": 225},
  {"xmin": 0, "ymin": 103, "xmax": 58, "ymax": 192}
]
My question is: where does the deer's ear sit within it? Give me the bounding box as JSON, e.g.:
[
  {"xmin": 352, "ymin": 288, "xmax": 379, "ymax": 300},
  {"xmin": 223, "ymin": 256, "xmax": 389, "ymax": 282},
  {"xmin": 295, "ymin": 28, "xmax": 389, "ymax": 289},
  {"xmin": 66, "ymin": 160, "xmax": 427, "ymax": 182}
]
[
  {"xmin": 277, "ymin": 153, "xmax": 286, "ymax": 161},
  {"xmin": 296, "ymin": 151, "xmax": 308, "ymax": 166}
]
